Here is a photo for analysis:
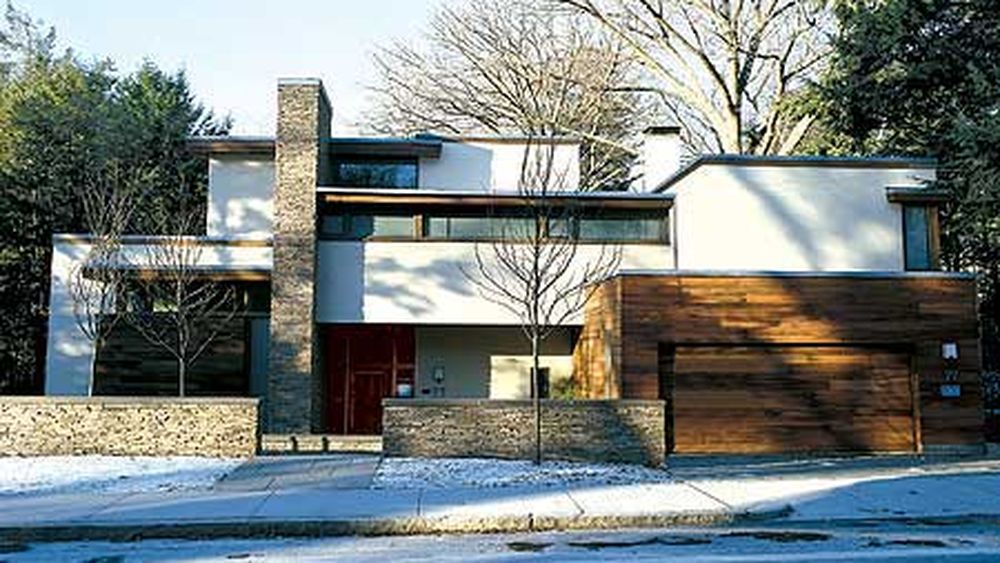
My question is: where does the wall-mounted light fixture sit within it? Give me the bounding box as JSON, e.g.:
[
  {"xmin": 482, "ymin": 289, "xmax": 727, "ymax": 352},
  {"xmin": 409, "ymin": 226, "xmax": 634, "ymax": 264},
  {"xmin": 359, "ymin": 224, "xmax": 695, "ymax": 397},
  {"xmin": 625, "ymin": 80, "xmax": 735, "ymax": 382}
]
[{"xmin": 942, "ymin": 342, "xmax": 959, "ymax": 360}]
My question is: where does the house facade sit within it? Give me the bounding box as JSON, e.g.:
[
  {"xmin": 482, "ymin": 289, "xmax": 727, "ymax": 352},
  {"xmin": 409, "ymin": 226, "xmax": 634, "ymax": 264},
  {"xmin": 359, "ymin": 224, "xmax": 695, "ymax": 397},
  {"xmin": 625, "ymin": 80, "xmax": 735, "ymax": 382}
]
[{"xmin": 43, "ymin": 78, "xmax": 983, "ymax": 455}]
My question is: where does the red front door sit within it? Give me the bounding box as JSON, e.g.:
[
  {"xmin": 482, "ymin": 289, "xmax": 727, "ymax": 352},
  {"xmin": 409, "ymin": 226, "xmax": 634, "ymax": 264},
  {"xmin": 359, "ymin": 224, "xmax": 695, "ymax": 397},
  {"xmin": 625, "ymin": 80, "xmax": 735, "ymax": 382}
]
[
  {"xmin": 349, "ymin": 370, "xmax": 391, "ymax": 434},
  {"xmin": 324, "ymin": 325, "xmax": 414, "ymax": 435}
]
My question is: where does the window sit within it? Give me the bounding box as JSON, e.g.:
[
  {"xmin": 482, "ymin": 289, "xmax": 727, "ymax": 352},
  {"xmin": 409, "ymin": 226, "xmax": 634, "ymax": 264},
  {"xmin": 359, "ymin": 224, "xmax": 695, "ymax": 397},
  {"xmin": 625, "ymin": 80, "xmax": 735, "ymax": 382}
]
[
  {"xmin": 903, "ymin": 205, "xmax": 934, "ymax": 271},
  {"xmin": 425, "ymin": 214, "xmax": 538, "ymax": 240},
  {"xmin": 331, "ymin": 157, "xmax": 417, "ymax": 189},
  {"xmin": 320, "ymin": 205, "xmax": 670, "ymax": 243},
  {"xmin": 320, "ymin": 212, "xmax": 415, "ymax": 240},
  {"xmin": 577, "ymin": 212, "xmax": 666, "ymax": 243}
]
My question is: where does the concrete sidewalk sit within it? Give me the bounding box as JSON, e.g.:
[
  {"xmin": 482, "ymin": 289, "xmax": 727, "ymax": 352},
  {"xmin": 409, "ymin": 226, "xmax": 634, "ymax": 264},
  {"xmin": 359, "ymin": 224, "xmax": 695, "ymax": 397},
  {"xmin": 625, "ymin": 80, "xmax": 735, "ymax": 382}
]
[{"xmin": 2, "ymin": 455, "xmax": 1000, "ymax": 542}]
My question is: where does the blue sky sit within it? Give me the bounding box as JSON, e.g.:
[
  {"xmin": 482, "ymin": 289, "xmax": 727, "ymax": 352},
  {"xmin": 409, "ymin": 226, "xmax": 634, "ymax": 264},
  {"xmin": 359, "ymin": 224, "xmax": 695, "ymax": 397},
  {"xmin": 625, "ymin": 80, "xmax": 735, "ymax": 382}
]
[{"xmin": 24, "ymin": 0, "xmax": 443, "ymax": 134}]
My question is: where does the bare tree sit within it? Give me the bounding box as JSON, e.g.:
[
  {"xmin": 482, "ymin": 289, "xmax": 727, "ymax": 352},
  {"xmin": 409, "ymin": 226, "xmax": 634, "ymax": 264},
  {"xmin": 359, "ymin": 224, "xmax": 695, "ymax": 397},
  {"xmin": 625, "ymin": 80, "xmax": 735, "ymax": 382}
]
[
  {"xmin": 123, "ymin": 209, "xmax": 241, "ymax": 397},
  {"xmin": 368, "ymin": 0, "xmax": 649, "ymax": 190},
  {"xmin": 558, "ymin": 0, "xmax": 834, "ymax": 154},
  {"xmin": 67, "ymin": 163, "xmax": 147, "ymax": 395},
  {"xmin": 462, "ymin": 139, "xmax": 623, "ymax": 463}
]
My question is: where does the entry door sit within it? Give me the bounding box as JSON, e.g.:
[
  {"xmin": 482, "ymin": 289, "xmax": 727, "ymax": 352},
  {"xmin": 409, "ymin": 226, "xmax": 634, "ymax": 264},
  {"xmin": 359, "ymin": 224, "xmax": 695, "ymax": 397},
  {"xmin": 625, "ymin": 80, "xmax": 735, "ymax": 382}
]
[
  {"xmin": 349, "ymin": 370, "xmax": 391, "ymax": 434},
  {"xmin": 324, "ymin": 325, "xmax": 415, "ymax": 435}
]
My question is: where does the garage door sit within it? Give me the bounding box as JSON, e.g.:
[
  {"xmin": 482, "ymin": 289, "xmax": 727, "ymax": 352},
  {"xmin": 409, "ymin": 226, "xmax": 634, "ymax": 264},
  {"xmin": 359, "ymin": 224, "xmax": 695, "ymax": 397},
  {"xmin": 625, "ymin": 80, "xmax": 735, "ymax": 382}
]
[{"xmin": 668, "ymin": 346, "xmax": 916, "ymax": 454}]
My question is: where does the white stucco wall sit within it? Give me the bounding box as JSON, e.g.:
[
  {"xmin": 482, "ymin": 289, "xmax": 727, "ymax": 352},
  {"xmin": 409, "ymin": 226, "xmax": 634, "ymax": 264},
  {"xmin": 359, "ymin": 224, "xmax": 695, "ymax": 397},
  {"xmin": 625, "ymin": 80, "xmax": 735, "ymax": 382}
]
[
  {"xmin": 315, "ymin": 240, "xmax": 672, "ymax": 324},
  {"xmin": 418, "ymin": 140, "xmax": 581, "ymax": 192},
  {"xmin": 44, "ymin": 237, "xmax": 272, "ymax": 396},
  {"xmin": 414, "ymin": 326, "xmax": 574, "ymax": 398},
  {"xmin": 669, "ymin": 164, "xmax": 936, "ymax": 271},
  {"xmin": 207, "ymin": 155, "xmax": 275, "ymax": 237}
]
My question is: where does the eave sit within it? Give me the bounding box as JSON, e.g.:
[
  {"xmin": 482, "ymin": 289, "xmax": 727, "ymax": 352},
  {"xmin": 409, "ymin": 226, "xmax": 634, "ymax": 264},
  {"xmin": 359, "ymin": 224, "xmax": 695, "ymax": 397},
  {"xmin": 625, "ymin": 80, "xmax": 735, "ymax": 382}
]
[
  {"xmin": 186, "ymin": 136, "xmax": 276, "ymax": 156},
  {"xmin": 885, "ymin": 186, "xmax": 950, "ymax": 204}
]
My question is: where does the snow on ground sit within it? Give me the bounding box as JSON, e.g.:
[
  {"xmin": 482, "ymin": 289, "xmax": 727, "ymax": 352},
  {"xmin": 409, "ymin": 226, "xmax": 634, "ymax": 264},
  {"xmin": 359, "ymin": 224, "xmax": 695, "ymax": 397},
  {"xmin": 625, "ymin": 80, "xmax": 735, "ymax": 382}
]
[
  {"xmin": 372, "ymin": 457, "xmax": 673, "ymax": 489},
  {"xmin": 0, "ymin": 456, "xmax": 242, "ymax": 496}
]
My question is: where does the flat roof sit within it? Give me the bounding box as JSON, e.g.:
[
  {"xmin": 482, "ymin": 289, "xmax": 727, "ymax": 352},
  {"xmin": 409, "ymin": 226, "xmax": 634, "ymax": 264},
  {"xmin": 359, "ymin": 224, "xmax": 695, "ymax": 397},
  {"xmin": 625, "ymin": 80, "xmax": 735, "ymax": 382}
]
[
  {"xmin": 187, "ymin": 133, "xmax": 582, "ymax": 157},
  {"xmin": 414, "ymin": 133, "xmax": 582, "ymax": 145},
  {"xmin": 655, "ymin": 154, "xmax": 938, "ymax": 192}
]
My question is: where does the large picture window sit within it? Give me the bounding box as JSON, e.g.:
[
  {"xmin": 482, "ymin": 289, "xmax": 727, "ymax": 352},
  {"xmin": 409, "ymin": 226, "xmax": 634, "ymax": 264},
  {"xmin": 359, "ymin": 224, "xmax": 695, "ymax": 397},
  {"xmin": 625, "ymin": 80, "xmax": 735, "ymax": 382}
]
[{"xmin": 331, "ymin": 157, "xmax": 417, "ymax": 189}]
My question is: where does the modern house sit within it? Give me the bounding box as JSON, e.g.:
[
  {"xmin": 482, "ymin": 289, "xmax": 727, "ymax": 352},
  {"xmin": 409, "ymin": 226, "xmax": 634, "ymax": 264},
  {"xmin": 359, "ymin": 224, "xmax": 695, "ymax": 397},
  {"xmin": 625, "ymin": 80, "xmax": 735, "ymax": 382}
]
[{"xmin": 42, "ymin": 78, "xmax": 983, "ymax": 458}]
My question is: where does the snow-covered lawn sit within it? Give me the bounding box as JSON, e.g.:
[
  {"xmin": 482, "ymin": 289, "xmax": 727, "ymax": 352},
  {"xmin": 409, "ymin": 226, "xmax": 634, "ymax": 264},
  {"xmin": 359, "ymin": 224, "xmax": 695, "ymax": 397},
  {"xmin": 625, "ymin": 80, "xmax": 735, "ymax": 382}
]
[
  {"xmin": 0, "ymin": 456, "xmax": 242, "ymax": 496},
  {"xmin": 372, "ymin": 457, "xmax": 672, "ymax": 489}
]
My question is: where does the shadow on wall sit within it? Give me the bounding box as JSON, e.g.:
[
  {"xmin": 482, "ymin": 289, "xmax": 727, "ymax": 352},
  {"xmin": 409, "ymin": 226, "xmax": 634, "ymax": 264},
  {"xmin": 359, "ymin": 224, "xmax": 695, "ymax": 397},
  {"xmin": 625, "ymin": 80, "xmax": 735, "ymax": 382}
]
[
  {"xmin": 756, "ymin": 275, "xmax": 979, "ymax": 453},
  {"xmin": 710, "ymin": 166, "xmax": 908, "ymax": 271},
  {"xmin": 319, "ymin": 245, "xmax": 479, "ymax": 321},
  {"xmin": 583, "ymin": 273, "xmax": 981, "ymax": 455}
]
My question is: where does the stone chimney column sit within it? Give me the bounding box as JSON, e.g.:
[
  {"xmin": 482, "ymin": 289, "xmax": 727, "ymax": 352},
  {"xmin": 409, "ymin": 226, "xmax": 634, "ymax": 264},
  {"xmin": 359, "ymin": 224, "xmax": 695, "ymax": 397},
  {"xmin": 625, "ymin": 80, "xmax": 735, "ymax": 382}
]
[
  {"xmin": 267, "ymin": 78, "xmax": 330, "ymax": 433},
  {"xmin": 641, "ymin": 126, "xmax": 682, "ymax": 192}
]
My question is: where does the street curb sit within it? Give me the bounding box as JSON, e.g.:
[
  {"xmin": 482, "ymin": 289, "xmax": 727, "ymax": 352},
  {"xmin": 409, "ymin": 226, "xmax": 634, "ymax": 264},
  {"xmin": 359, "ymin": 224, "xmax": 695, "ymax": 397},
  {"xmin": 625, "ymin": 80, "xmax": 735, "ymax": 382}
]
[
  {"xmin": 765, "ymin": 513, "xmax": 1000, "ymax": 529},
  {"xmin": 0, "ymin": 507, "xmax": 792, "ymax": 543}
]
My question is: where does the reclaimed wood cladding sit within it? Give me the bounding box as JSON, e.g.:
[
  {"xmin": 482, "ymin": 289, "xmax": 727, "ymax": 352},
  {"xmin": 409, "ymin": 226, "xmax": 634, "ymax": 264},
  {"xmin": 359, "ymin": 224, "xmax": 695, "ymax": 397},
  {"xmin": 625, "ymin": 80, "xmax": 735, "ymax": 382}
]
[
  {"xmin": 573, "ymin": 274, "xmax": 983, "ymax": 451},
  {"xmin": 671, "ymin": 345, "xmax": 916, "ymax": 453}
]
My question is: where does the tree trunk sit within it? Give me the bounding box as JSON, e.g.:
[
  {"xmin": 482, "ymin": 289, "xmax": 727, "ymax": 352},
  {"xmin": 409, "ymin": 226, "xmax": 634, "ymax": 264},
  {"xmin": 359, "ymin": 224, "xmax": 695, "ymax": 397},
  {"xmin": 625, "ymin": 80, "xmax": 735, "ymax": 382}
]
[
  {"xmin": 178, "ymin": 359, "xmax": 186, "ymax": 398},
  {"xmin": 88, "ymin": 337, "xmax": 100, "ymax": 397},
  {"xmin": 532, "ymin": 332, "xmax": 541, "ymax": 465}
]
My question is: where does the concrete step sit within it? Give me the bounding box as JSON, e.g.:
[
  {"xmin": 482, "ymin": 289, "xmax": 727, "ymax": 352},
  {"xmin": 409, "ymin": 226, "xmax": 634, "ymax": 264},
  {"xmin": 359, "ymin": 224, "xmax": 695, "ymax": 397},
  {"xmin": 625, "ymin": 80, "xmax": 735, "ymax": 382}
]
[{"xmin": 261, "ymin": 434, "xmax": 382, "ymax": 455}]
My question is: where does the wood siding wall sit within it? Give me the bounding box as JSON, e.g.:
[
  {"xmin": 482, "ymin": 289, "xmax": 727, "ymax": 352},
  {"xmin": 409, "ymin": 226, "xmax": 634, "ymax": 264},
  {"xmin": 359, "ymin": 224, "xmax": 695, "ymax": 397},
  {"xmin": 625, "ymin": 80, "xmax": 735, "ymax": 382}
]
[{"xmin": 572, "ymin": 274, "xmax": 983, "ymax": 452}]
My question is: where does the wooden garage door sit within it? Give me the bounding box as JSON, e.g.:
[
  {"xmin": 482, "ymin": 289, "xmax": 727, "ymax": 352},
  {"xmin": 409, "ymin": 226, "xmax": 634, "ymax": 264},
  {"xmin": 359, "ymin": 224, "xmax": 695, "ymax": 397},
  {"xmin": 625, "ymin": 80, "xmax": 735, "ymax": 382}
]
[{"xmin": 669, "ymin": 346, "xmax": 916, "ymax": 454}]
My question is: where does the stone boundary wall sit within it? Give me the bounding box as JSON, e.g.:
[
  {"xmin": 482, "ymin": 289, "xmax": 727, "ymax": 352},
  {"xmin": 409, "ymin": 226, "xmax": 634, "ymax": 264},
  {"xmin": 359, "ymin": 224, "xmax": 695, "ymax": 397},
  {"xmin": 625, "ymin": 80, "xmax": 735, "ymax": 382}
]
[
  {"xmin": 0, "ymin": 396, "xmax": 259, "ymax": 457},
  {"xmin": 383, "ymin": 399, "xmax": 666, "ymax": 467}
]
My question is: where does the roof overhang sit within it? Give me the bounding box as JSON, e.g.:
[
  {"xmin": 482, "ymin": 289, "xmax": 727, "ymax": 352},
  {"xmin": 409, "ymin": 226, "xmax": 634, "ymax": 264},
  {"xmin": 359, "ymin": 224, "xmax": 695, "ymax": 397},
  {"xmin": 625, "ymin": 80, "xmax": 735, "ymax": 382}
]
[
  {"xmin": 655, "ymin": 154, "xmax": 938, "ymax": 192},
  {"xmin": 885, "ymin": 185, "xmax": 950, "ymax": 204},
  {"xmin": 323, "ymin": 137, "xmax": 442, "ymax": 158},
  {"xmin": 317, "ymin": 187, "xmax": 674, "ymax": 210},
  {"xmin": 187, "ymin": 136, "xmax": 275, "ymax": 156},
  {"xmin": 415, "ymin": 133, "xmax": 581, "ymax": 146}
]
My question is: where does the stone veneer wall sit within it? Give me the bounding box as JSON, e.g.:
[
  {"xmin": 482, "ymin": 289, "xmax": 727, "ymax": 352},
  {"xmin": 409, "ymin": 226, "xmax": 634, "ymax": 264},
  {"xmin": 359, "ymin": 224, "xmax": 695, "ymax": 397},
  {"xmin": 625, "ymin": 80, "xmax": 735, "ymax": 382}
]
[
  {"xmin": 267, "ymin": 78, "xmax": 331, "ymax": 433},
  {"xmin": 383, "ymin": 399, "xmax": 666, "ymax": 467},
  {"xmin": 0, "ymin": 397, "xmax": 258, "ymax": 457}
]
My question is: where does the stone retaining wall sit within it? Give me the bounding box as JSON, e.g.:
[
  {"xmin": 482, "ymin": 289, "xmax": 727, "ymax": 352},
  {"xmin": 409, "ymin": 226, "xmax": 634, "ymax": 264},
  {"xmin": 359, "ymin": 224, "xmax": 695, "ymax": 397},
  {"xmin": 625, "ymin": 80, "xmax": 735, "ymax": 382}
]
[
  {"xmin": 383, "ymin": 399, "xmax": 666, "ymax": 466},
  {"xmin": 0, "ymin": 396, "xmax": 259, "ymax": 457}
]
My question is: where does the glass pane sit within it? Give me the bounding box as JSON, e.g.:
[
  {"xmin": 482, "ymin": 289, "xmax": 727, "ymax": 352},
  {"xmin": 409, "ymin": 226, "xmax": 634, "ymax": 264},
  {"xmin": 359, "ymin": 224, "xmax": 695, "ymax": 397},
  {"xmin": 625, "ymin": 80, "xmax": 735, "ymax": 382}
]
[
  {"xmin": 371, "ymin": 215, "xmax": 414, "ymax": 237},
  {"xmin": 322, "ymin": 214, "xmax": 413, "ymax": 239},
  {"xmin": 335, "ymin": 160, "xmax": 417, "ymax": 189},
  {"xmin": 447, "ymin": 217, "xmax": 494, "ymax": 239},
  {"xmin": 425, "ymin": 216, "xmax": 449, "ymax": 238},
  {"xmin": 320, "ymin": 215, "xmax": 347, "ymax": 237},
  {"xmin": 904, "ymin": 206, "xmax": 931, "ymax": 270},
  {"xmin": 578, "ymin": 217, "xmax": 663, "ymax": 241}
]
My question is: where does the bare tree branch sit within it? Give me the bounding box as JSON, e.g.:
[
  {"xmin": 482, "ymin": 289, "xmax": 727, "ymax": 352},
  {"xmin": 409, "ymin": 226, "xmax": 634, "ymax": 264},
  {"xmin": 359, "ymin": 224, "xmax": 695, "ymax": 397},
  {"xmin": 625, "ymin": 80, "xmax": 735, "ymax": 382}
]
[
  {"xmin": 558, "ymin": 0, "xmax": 834, "ymax": 154},
  {"xmin": 122, "ymin": 208, "xmax": 243, "ymax": 397},
  {"xmin": 367, "ymin": 0, "xmax": 653, "ymax": 190},
  {"xmin": 67, "ymin": 161, "xmax": 152, "ymax": 395},
  {"xmin": 460, "ymin": 137, "xmax": 623, "ymax": 464}
]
